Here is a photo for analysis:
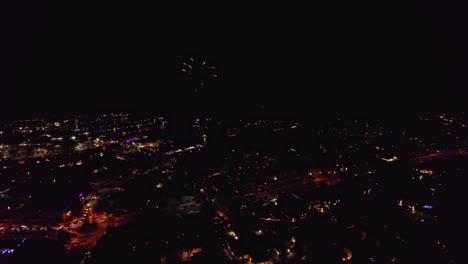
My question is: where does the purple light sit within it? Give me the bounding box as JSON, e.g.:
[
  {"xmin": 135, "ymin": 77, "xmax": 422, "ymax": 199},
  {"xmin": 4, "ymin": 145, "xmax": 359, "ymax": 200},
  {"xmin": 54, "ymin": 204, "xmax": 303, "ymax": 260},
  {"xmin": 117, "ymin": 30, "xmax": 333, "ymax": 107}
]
[
  {"xmin": 124, "ymin": 137, "xmax": 140, "ymax": 143},
  {"xmin": 79, "ymin": 193, "xmax": 84, "ymax": 198},
  {"xmin": 1, "ymin": 248, "xmax": 14, "ymax": 254}
]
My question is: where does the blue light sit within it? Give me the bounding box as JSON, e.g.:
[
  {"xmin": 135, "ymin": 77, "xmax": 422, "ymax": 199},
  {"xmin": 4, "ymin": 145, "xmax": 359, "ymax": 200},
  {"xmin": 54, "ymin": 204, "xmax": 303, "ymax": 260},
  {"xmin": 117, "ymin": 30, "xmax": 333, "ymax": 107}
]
[
  {"xmin": 423, "ymin": 205, "xmax": 433, "ymax": 209},
  {"xmin": 1, "ymin": 248, "xmax": 14, "ymax": 254}
]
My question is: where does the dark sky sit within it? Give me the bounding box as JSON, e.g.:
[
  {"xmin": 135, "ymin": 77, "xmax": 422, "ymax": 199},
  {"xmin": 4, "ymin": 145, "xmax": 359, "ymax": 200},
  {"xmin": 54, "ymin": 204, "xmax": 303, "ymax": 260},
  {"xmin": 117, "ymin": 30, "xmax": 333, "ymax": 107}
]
[{"xmin": 2, "ymin": 1, "xmax": 467, "ymax": 119}]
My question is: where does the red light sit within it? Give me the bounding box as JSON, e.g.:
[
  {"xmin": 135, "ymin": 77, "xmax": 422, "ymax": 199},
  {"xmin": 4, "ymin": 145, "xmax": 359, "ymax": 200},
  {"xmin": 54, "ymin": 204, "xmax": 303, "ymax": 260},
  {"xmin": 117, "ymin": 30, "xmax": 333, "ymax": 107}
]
[{"xmin": 223, "ymin": 216, "xmax": 229, "ymax": 221}]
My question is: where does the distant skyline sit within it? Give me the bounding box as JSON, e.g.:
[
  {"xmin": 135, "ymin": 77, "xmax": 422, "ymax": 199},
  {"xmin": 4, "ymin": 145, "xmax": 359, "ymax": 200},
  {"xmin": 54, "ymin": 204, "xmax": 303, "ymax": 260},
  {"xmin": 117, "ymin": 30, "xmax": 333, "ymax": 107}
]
[{"xmin": 3, "ymin": 1, "xmax": 467, "ymax": 118}]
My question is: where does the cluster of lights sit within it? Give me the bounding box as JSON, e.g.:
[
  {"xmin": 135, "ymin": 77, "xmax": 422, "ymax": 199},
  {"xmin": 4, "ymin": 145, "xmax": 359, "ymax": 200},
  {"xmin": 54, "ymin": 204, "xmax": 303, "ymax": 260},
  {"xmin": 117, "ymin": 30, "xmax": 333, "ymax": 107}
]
[
  {"xmin": 1, "ymin": 248, "xmax": 14, "ymax": 254},
  {"xmin": 382, "ymin": 156, "xmax": 399, "ymax": 162}
]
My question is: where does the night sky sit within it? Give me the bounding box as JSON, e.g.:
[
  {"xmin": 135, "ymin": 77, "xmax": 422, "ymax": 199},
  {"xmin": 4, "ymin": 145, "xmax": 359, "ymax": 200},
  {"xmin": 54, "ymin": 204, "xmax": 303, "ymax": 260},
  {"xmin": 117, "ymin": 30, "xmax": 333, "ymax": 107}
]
[{"xmin": 3, "ymin": 1, "xmax": 467, "ymax": 119}]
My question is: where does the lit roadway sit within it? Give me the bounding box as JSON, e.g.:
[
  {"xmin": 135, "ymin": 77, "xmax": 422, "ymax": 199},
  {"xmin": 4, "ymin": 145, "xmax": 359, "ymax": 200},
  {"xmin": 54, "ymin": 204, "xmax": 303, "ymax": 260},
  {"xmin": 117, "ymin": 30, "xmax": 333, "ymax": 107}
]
[
  {"xmin": 414, "ymin": 148, "xmax": 468, "ymax": 161},
  {"xmin": 252, "ymin": 171, "xmax": 343, "ymax": 194},
  {"xmin": 65, "ymin": 214, "xmax": 131, "ymax": 251},
  {"xmin": 64, "ymin": 193, "xmax": 133, "ymax": 251}
]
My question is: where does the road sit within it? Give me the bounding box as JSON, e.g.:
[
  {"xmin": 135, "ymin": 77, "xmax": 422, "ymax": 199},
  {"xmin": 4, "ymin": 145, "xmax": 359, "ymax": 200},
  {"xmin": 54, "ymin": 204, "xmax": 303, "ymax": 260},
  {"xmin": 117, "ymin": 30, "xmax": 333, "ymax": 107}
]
[
  {"xmin": 415, "ymin": 148, "xmax": 468, "ymax": 161},
  {"xmin": 65, "ymin": 214, "xmax": 132, "ymax": 251}
]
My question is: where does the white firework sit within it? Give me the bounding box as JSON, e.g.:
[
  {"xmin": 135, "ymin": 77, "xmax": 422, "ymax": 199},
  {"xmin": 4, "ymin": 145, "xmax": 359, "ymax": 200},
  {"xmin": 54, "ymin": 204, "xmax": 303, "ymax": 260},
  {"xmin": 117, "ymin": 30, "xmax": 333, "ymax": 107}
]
[{"xmin": 180, "ymin": 56, "xmax": 218, "ymax": 92}]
